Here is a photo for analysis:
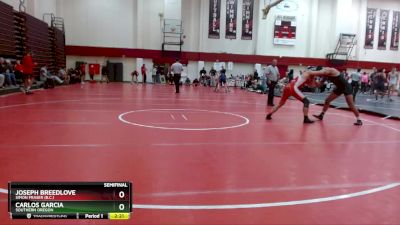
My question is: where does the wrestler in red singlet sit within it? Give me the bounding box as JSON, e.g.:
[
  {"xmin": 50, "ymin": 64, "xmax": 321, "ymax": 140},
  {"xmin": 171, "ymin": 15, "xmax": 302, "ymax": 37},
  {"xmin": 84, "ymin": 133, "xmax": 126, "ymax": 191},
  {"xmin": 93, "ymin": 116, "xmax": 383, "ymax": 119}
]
[
  {"xmin": 266, "ymin": 71, "xmax": 316, "ymax": 124},
  {"xmin": 281, "ymin": 76, "xmax": 312, "ymax": 103}
]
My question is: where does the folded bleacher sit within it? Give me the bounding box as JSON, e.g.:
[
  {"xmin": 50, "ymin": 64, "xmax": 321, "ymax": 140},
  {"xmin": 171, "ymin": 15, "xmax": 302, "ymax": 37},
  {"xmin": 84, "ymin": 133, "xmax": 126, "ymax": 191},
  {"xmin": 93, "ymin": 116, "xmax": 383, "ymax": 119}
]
[{"xmin": 0, "ymin": 1, "xmax": 65, "ymax": 94}]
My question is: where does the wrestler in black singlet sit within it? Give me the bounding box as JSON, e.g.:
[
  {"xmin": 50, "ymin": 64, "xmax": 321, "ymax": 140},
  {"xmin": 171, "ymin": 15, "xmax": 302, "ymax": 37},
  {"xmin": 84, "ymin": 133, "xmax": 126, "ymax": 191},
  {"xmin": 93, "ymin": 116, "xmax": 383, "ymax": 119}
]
[{"xmin": 329, "ymin": 74, "xmax": 353, "ymax": 96}]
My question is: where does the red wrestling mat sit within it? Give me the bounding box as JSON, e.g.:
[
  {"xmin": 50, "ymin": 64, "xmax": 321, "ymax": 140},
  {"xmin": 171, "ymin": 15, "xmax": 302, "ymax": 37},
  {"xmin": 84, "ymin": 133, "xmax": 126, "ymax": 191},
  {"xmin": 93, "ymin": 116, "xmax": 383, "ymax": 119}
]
[{"xmin": 0, "ymin": 83, "xmax": 399, "ymax": 225}]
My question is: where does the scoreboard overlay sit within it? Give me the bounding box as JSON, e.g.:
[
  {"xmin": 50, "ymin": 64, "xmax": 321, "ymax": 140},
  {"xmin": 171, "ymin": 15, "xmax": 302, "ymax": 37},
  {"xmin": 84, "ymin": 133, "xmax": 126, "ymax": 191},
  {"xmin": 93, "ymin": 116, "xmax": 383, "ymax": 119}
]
[{"xmin": 8, "ymin": 182, "xmax": 132, "ymax": 220}]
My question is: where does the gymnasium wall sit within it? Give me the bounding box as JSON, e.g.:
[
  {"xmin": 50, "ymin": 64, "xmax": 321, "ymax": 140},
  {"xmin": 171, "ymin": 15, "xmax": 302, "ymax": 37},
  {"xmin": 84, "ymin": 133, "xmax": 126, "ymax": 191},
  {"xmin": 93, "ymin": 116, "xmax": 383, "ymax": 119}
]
[
  {"xmin": 5, "ymin": 0, "xmax": 399, "ymax": 81},
  {"xmin": 33, "ymin": 0, "xmax": 57, "ymax": 25},
  {"xmin": 181, "ymin": 0, "xmax": 201, "ymax": 52},
  {"xmin": 257, "ymin": 0, "xmax": 312, "ymax": 57},
  {"xmin": 135, "ymin": 0, "xmax": 164, "ymax": 50},
  {"xmin": 66, "ymin": 55, "xmax": 255, "ymax": 82},
  {"xmin": 58, "ymin": 0, "xmax": 135, "ymax": 48},
  {"xmin": 310, "ymin": 0, "xmax": 337, "ymax": 58},
  {"xmin": 60, "ymin": 0, "xmax": 400, "ymax": 59},
  {"xmin": 356, "ymin": 0, "xmax": 400, "ymax": 64},
  {"xmin": 256, "ymin": 0, "xmax": 399, "ymax": 63},
  {"xmin": 186, "ymin": 61, "xmax": 255, "ymax": 81},
  {"xmin": 1, "ymin": 0, "xmax": 20, "ymax": 11},
  {"xmin": 1, "ymin": 0, "xmax": 57, "ymax": 23},
  {"xmin": 195, "ymin": 0, "xmax": 259, "ymax": 54},
  {"xmin": 66, "ymin": 56, "xmax": 137, "ymax": 82}
]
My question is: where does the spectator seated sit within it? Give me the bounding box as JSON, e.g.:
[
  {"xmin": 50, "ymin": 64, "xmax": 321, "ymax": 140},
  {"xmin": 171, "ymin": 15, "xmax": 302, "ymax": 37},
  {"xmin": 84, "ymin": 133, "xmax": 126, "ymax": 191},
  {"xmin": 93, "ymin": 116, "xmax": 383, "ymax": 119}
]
[
  {"xmin": 193, "ymin": 78, "xmax": 199, "ymax": 86},
  {"xmin": 68, "ymin": 68, "xmax": 81, "ymax": 84},
  {"xmin": 185, "ymin": 77, "xmax": 191, "ymax": 86},
  {"xmin": 40, "ymin": 65, "xmax": 64, "ymax": 89},
  {"xmin": 58, "ymin": 68, "xmax": 70, "ymax": 84}
]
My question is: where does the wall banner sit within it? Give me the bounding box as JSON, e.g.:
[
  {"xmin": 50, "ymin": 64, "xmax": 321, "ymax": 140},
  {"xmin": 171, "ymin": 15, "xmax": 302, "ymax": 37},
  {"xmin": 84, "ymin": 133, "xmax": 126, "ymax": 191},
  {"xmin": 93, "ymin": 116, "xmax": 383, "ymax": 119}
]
[
  {"xmin": 208, "ymin": 0, "xmax": 221, "ymax": 39},
  {"xmin": 390, "ymin": 11, "xmax": 400, "ymax": 50},
  {"xmin": 378, "ymin": 9, "xmax": 389, "ymax": 50},
  {"xmin": 241, "ymin": 0, "xmax": 253, "ymax": 40},
  {"xmin": 365, "ymin": 8, "xmax": 377, "ymax": 49},
  {"xmin": 225, "ymin": 0, "xmax": 238, "ymax": 39}
]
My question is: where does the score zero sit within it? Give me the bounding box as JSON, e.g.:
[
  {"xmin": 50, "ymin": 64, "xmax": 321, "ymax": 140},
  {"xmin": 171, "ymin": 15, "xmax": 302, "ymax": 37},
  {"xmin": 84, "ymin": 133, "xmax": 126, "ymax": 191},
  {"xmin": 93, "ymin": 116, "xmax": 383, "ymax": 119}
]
[{"xmin": 118, "ymin": 191, "xmax": 126, "ymax": 211}]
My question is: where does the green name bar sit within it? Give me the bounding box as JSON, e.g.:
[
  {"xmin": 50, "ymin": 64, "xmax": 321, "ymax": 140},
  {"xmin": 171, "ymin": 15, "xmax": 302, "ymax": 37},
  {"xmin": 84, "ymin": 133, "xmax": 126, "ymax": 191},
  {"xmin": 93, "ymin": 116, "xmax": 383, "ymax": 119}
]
[{"xmin": 10, "ymin": 201, "xmax": 130, "ymax": 213}]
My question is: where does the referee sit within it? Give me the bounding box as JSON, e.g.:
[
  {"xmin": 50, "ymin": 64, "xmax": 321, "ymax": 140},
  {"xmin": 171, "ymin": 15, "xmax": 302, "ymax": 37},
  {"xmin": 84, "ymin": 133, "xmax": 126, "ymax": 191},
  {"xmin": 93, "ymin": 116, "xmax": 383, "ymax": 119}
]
[
  {"xmin": 266, "ymin": 59, "xmax": 280, "ymax": 106},
  {"xmin": 171, "ymin": 58, "xmax": 183, "ymax": 93},
  {"xmin": 350, "ymin": 68, "xmax": 361, "ymax": 102}
]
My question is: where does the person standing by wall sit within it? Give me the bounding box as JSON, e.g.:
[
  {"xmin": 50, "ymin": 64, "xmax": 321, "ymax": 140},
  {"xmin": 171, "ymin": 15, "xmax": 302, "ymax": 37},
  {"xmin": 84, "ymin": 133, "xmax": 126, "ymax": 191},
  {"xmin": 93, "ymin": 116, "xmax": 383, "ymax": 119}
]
[
  {"xmin": 215, "ymin": 66, "xmax": 229, "ymax": 93},
  {"xmin": 141, "ymin": 64, "xmax": 147, "ymax": 84},
  {"xmin": 374, "ymin": 68, "xmax": 387, "ymax": 102},
  {"xmin": 0, "ymin": 60, "xmax": 5, "ymax": 88},
  {"xmin": 101, "ymin": 64, "xmax": 110, "ymax": 83},
  {"xmin": 80, "ymin": 63, "xmax": 86, "ymax": 84},
  {"xmin": 199, "ymin": 67, "xmax": 207, "ymax": 86},
  {"xmin": 22, "ymin": 51, "xmax": 35, "ymax": 94},
  {"xmin": 131, "ymin": 70, "xmax": 139, "ymax": 84},
  {"xmin": 387, "ymin": 67, "xmax": 399, "ymax": 101},
  {"xmin": 360, "ymin": 72, "xmax": 369, "ymax": 94},
  {"xmin": 254, "ymin": 69, "xmax": 259, "ymax": 82},
  {"xmin": 287, "ymin": 69, "xmax": 294, "ymax": 82},
  {"xmin": 209, "ymin": 67, "xmax": 217, "ymax": 87},
  {"xmin": 0, "ymin": 58, "xmax": 7, "ymax": 88},
  {"xmin": 156, "ymin": 66, "xmax": 162, "ymax": 84},
  {"xmin": 369, "ymin": 67, "xmax": 378, "ymax": 95},
  {"xmin": 350, "ymin": 68, "xmax": 362, "ymax": 102},
  {"xmin": 171, "ymin": 59, "xmax": 183, "ymax": 94},
  {"xmin": 265, "ymin": 59, "xmax": 280, "ymax": 106},
  {"xmin": 260, "ymin": 67, "xmax": 267, "ymax": 93},
  {"xmin": 14, "ymin": 60, "xmax": 24, "ymax": 84},
  {"xmin": 151, "ymin": 67, "xmax": 157, "ymax": 83},
  {"xmin": 89, "ymin": 64, "xmax": 96, "ymax": 81}
]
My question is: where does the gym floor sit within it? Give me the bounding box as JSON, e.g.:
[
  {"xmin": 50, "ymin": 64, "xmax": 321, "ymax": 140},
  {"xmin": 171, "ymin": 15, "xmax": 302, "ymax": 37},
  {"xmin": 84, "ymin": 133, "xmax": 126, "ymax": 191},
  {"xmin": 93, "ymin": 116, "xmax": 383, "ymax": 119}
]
[{"xmin": 0, "ymin": 83, "xmax": 399, "ymax": 225}]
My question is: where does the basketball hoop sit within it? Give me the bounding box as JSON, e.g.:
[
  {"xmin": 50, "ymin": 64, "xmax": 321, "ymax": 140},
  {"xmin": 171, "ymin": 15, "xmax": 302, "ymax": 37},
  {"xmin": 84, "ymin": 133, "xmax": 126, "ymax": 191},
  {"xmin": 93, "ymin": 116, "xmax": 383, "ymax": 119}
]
[
  {"xmin": 19, "ymin": 0, "xmax": 26, "ymax": 12},
  {"xmin": 262, "ymin": 5, "xmax": 272, "ymax": 19},
  {"xmin": 262, "ymin": 0, "xmax": 285, "ymax": 20},
  {"xmin": 170, "ymin": 27, "xmax": 176, "ymax": 33}
]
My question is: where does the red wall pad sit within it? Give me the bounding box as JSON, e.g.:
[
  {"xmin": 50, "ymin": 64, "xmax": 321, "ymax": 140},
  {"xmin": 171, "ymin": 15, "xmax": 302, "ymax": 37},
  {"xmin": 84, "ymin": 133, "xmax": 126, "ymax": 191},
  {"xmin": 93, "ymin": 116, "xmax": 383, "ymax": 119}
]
[{"xmin": 66, "ymin": 46, "xmax": 399, "ymax": 69}]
